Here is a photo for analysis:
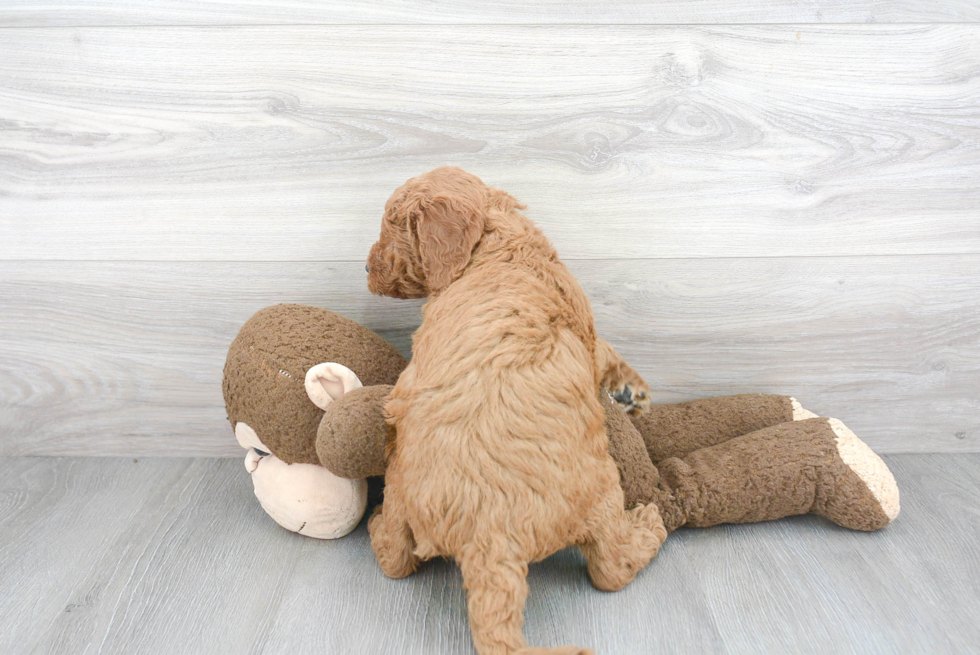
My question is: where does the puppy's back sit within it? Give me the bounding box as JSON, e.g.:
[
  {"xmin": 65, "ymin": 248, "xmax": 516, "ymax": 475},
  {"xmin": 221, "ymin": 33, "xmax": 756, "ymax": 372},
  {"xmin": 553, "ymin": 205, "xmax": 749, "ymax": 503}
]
[{"xmin": 387, "ymin": 262, "xmax": 609, "ymax": 559}]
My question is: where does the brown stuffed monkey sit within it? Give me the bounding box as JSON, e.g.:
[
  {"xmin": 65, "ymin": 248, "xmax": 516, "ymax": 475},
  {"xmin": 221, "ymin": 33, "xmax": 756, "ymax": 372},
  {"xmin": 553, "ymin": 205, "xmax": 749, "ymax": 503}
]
[
  {"xmin": 601, "ymin": 394, "xmax": 899, "ymax": 532},
  {"xmin": 223, "ymin": 303, "xmax": 404, "ymax": 538},
  {"xmin": 223, "ymin": 304, "xmax": 899, "ymax": 539}
]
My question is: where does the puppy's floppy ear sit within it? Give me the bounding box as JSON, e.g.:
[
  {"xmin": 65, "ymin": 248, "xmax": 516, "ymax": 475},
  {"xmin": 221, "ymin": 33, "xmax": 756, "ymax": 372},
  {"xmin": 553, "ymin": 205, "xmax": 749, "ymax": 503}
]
[{"xmin": 415, "ymin": 193, "xmax": 484, "ymax": 292}]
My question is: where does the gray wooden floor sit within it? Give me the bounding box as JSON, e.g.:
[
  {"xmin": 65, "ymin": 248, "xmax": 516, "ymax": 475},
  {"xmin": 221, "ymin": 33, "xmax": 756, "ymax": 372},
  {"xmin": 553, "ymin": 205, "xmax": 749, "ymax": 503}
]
[{"xmin": 2, "ymin": 454, "xmax": 977, "ymax": 654}]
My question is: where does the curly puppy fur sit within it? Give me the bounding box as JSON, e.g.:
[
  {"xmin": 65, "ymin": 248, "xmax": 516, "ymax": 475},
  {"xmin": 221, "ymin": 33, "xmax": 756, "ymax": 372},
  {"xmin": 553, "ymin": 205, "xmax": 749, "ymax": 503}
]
[{"xmin": 366, "ymin": 167, "xmax": 666, "ymax": 655}]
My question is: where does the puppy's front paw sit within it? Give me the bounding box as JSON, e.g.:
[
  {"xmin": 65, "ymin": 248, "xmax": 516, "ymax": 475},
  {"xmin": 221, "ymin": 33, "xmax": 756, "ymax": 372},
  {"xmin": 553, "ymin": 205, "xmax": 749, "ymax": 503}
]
[{"xmin": 610, "ymin": 382, "xmax": 650, "ymax": 415}]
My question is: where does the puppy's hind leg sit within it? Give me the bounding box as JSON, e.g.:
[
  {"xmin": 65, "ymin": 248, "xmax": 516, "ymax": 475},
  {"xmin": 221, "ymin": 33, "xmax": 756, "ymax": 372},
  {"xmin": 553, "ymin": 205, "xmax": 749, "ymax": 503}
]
[
  {"xmin": 580, "ymin": 480, "xmax": 667, "ymax": 592},
  {"xmin": 457, "ymin": 539, "xmax": 593, "ymax": 655},
  {"xmin": 367, "ymin": 497, "xmax": 419, "ymax": 579}
]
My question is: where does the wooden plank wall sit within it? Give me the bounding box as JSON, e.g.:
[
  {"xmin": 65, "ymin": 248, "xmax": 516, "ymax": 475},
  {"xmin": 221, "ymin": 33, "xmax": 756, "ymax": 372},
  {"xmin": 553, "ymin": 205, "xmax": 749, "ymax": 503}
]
[{"xmin": 1, "ymin": 5, "xmax": 978, "ymax": 456}]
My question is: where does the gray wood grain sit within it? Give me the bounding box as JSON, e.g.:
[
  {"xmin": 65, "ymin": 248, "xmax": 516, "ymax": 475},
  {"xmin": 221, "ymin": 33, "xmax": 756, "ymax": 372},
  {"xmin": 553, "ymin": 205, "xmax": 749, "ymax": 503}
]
[
  {"xmin": 0, "ymin": 260, "xmax": 424, "ymax": 458},
  {"xmin": 1, "ymin": 256, "xmax": 976, "ymax": 457},
  {"xmin": 1, "ymin": 0, "xmax": 978, "ymax": 26},
  {"xmin": 2, "ymin": 25, "xmax": 978, "ymax": 261},
  {"xmin": 0, "ymin": 458, "xmax": 191, "ymax": 653},
  {"xmin": 685, "ymin": 454, "xmax": 980, "ymax": 654},
  {"xmin": 0, "ymin": 455, "xmax": 976, "ymax": 654}
]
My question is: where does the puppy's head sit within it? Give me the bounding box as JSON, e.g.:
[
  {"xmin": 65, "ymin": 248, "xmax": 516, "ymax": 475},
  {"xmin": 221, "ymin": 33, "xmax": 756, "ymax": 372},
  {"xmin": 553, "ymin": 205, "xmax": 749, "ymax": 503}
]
[{"xmin": 367, "ymin": 167, "xmax": 488, "ymax": 298}]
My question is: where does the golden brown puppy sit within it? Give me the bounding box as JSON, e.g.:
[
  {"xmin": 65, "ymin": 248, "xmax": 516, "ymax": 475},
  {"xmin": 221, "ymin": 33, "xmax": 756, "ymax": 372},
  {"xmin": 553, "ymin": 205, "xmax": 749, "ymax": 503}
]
[{"xmin": 366, "ymin": 167, "xmax": 666, "ymax": 655}]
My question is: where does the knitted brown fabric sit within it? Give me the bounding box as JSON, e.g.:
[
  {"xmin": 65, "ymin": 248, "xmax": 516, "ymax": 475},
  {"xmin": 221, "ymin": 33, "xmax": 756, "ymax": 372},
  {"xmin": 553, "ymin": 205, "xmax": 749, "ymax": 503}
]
[
  {"xmin": 600, "ymin": 393, "xmax": 660, "ymax": 509},
  {"xmin": 223, "ymin": 304, "xmax": 408, "ymax": 464},
  {"xmin": 652, "ymin": 417, "xmax": 893, "ymax": 532},
  {"xmin": 631, "ymin": 394, "xmax": 794, "ymax": 463},
  {"xmin": 317, "ymin": 385, "xmax": 395, "ymax": 479}
]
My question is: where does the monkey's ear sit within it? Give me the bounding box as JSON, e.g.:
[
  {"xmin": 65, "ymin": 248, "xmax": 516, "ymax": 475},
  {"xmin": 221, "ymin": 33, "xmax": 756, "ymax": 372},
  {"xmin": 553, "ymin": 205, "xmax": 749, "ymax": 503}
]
[
  {"xmin": 304, "ymin": 363, "xmax": 363, "ymax": 410},
  {"xmin": 234, "ymin": 421, "xmax": 266, "ymax": 451},
  {"xmin": 415, "ymin": 194, "xmax": 485, "ymax": 293}
]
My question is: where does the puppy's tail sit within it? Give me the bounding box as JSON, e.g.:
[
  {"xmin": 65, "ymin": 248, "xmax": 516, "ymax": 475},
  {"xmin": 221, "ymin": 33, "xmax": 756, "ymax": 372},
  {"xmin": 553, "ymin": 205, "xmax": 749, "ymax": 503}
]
[{"xmin": 457, "ymin": 537, "xmax": 593, "ymax": 655}]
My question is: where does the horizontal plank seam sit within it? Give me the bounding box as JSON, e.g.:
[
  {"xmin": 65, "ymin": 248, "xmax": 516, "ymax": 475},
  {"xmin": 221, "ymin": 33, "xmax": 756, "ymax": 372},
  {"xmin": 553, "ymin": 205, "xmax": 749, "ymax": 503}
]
[
  {"xmin": 2, "ymin": 252, "xmax": 979, "ymax": 265},
  {"xmin": 1, "ymin": 22, "xmax": 979, "ymax": 29}
]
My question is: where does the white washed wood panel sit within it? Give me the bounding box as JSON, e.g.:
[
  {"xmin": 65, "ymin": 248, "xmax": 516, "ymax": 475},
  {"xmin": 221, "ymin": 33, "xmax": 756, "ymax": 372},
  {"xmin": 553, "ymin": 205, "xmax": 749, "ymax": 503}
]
[
  {"xmin": 1, "ymin": 26, "xmax": 978, "ymax": 261},
  {"xmin": 1, "ymin": 0, "xmax": 978, "ymax": 26},
  {"xmin": 0, "ymin": 256, "xmax": 976, "ymax": 456},
  {"xmin": 0, "ymin": 261, "xmax": 424, "ymax": 457}
]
